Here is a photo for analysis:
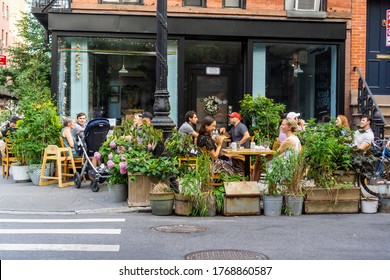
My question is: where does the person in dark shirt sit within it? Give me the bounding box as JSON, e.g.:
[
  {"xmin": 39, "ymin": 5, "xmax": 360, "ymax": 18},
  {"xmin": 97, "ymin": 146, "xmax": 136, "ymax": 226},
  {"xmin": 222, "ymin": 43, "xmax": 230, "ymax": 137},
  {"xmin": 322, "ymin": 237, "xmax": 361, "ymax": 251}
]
[
  {"xmin": 0, "ymin": 117, "xmax": 19, "ymax": 157},
  {"xmin": 197, "ymin": 116, "xmax": 242, "ymax": 176},
  {"xmin": 220, "ymin": 112, "xmax": 250, "ymax": 148}
]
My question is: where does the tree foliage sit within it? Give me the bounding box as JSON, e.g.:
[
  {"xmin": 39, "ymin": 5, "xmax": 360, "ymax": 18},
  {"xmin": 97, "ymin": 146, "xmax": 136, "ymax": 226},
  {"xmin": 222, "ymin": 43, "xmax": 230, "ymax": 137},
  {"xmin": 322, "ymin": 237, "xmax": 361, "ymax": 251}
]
[{"xmin": 0, "ymin": 12, "xmax": 51, "ymax": 96}]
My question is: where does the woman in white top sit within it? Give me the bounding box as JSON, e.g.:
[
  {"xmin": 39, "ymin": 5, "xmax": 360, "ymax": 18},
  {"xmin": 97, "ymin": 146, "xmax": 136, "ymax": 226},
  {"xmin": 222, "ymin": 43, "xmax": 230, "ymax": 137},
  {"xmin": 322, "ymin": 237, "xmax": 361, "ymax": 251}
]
[{"xmin": 277, "ymin": 118, "xmax": 301, "ymax": 157}]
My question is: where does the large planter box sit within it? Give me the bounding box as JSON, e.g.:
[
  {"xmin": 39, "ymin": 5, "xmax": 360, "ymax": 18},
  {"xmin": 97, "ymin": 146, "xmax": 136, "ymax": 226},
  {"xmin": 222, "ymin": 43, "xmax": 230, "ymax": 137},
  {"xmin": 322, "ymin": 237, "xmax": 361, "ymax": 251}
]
[
  {"xmin": 333, "ymin": 170, "xmax": 357, "ymax": 186},
  {"xmin": 304, "ymin": 187, "xmax": 360, "ymax": 214},
  {"xmin": 127, "ymin": 172, "xmax": 159, "ymax": 207},
  {"xmin": 223, "ymin": 181, "xmax": 261, "ymax": 216}
]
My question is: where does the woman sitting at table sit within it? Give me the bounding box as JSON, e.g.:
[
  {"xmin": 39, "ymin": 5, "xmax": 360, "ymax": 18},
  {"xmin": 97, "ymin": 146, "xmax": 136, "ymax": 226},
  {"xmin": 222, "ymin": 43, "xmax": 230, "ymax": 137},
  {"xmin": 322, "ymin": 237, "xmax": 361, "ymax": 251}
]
[
  {"xmin": 197, "ymin": 116, "xmax": 242, "ymax": 176},
  {"xmin": 277, "ymin": 117, "xmax": 302, "ymax": 158}
]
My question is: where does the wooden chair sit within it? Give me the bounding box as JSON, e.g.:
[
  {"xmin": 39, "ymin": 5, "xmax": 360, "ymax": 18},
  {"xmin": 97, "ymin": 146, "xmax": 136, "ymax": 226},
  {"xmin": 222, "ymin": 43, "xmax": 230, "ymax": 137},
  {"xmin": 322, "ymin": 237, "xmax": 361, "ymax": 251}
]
[
  {"xmin": 178, "ymin": 156, "xmax": 198, "ymax": 169},
  {"xmin": 1, "ymin": 139, "xmax": 19, "ymax": 179},
  {"xmin": 39, "ymin": 145, "xmax": 76, "ymax": 187},
  {"xmin": 197, "ymin": 147, "xmax": 223, "ymax": 187}
]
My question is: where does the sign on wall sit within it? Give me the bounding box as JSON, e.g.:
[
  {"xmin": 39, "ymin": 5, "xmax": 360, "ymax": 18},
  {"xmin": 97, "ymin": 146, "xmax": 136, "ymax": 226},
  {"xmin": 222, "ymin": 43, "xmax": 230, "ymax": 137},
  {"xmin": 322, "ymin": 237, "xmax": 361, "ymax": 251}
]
[
  {"xmin": 387, "ymin": 9, "xmax": 390, "ymax": 47},
  {"xmin": 0, "ymin": 55, "xmax": 6, "ymax": 66}
]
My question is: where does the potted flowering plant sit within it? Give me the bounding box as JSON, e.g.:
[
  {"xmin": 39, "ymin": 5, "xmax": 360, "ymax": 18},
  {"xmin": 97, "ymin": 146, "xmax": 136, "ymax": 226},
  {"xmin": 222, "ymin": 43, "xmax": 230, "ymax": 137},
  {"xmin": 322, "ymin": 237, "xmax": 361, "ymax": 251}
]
[
  {"xmin": 96, "ymin": 137, "xmax": 129, "ymax": 202},
  {"xmin": 97, "ymin": 122, "xmax": 179, "ymax": 206}
]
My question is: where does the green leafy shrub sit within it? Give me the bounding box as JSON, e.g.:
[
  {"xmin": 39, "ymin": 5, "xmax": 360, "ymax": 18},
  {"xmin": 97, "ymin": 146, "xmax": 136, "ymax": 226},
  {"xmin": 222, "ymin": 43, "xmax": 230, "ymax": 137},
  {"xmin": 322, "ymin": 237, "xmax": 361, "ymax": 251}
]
[{"xmin": 239, "ymin": 94, "xmax": 285, "ymax": 144}]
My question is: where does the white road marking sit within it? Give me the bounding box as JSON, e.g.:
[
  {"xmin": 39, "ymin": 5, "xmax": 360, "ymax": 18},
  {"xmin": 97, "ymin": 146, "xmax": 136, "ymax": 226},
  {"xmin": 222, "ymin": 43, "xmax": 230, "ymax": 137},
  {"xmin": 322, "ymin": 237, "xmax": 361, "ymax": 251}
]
[
  {"xmin": 0, "ymin": 244, "xmax": 120, "ymax": 251},
  {"xmin": 0, "ymin": 218, "xmax": 125, "ymax": 223},
  {"xmin": 0, "ymin": 229, "xmax": 121, "ymax": 234}
]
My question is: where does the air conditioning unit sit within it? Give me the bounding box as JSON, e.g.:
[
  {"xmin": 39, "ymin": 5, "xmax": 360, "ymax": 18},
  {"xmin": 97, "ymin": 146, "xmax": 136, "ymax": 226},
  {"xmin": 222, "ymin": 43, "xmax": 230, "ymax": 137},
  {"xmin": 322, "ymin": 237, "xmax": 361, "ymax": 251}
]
[{"xmin": 294, "ymin": 0, "xmax": 320, "ymax": 11}]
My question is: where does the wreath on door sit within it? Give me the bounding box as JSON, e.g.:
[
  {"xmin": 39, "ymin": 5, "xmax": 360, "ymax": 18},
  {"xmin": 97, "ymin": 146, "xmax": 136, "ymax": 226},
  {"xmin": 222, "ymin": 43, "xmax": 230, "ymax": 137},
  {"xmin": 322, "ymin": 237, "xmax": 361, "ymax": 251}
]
[{"xmin": 203, "ymin": 96, "xmax": 221, "ymax": 115}]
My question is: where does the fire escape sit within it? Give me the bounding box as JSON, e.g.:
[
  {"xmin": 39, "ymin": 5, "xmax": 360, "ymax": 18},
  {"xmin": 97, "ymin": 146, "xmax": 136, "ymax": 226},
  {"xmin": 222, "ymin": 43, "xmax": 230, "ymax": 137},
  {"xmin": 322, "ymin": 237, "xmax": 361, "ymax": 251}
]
[
  {"xmin": 31, "ymin": 0, "xmax": 71, "ymax": 29},
  {"xmin": 354, "ymin": 67, "xmax": 386, "ymax": 140}
]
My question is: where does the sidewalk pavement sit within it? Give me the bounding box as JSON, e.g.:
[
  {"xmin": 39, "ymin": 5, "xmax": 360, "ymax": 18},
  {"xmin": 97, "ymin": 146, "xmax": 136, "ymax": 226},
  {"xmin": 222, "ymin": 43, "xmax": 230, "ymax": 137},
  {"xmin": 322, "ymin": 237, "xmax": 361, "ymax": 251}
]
[{"xmin": 0, "ymin": 175, "xmax": 144, "ymax": 214}]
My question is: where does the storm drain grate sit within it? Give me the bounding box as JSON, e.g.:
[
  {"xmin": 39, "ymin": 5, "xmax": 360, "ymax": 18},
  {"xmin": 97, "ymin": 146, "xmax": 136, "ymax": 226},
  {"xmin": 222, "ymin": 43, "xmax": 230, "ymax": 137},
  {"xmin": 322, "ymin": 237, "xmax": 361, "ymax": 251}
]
[
  {"xmin": 151, "ymin": 224, "xmax": 208, "ymax": 233},
  {"xmin": 185, "ymin": 249, "xmax": 269, "ymax": 260}
]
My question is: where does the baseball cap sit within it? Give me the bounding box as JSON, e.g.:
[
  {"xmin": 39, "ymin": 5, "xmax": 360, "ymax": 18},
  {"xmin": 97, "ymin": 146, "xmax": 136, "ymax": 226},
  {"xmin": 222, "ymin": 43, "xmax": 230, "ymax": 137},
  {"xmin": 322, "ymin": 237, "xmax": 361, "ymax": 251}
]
[
  {"xmin": 227, "ymin": 112, "xmax": 241, "ymax": 120},
  {"xmin": 287, "ymin": 112, "xmax": 300, "ymax": 119},
  {"xmin": 142, "ymin": 111, "xmax": 153, "ymax": 120}
]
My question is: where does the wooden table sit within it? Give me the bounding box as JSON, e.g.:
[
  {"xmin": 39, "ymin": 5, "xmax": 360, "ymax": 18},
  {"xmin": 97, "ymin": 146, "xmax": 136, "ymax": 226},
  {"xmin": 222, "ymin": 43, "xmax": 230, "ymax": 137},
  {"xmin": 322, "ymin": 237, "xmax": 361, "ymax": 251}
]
[{"xmin": 222, "ymin": 148, "xmax": 276, "ymax": 178}]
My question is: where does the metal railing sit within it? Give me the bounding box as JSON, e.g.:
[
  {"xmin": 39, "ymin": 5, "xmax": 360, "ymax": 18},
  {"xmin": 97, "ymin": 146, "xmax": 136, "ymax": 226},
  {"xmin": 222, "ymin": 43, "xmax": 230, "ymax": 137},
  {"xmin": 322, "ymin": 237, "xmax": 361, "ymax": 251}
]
[
  {"xmin": 32, "ymin": 0, "xmax": 71, "ymax": 11},
  {"xmin": 354, "ymin": 66, "xmax": 386, "ymax": 139}
]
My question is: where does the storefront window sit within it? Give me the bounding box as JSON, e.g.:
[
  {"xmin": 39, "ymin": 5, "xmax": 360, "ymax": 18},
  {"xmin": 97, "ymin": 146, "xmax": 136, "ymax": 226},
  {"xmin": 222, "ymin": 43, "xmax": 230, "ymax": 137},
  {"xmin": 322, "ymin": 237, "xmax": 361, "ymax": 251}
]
[
  {"xmin": 253, "ymin": 42, "xmax": 338, "ymax": 121},
  {"xmin": 57, "ymin": 37, "xmax": 178, "ymax": 124}
]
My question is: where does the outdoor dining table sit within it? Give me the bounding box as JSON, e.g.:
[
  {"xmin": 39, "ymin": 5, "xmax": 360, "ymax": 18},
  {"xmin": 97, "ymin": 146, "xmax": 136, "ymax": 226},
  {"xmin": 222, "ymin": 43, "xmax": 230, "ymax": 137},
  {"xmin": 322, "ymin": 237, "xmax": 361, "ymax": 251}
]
[{"xmin": 222, "ymin": 147, "xmax": 276, "ymax": 179}]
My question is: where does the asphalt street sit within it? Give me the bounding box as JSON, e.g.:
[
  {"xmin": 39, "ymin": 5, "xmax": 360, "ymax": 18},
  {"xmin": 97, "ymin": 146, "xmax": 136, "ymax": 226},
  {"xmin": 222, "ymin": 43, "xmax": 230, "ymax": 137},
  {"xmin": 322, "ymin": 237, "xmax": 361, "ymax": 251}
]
[{"xmin": 0, "ymin": 174, "xmax": 389, "ymax": 260}]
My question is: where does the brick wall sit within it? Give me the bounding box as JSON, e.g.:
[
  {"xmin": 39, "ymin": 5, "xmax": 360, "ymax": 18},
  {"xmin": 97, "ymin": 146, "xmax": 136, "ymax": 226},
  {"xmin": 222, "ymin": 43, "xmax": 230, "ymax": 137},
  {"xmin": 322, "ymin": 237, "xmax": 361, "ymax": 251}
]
[{"xmin": 350, "ymin": 0, "xmax": 367, "ymax": 90}]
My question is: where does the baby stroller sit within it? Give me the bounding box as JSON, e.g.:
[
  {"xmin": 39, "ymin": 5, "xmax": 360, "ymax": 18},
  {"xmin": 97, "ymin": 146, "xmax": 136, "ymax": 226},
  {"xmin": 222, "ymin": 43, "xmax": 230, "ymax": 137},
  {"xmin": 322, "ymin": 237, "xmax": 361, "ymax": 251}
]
[{"xmin": 74, "ymin": 118, "xmax": 111, "ymax": 192}]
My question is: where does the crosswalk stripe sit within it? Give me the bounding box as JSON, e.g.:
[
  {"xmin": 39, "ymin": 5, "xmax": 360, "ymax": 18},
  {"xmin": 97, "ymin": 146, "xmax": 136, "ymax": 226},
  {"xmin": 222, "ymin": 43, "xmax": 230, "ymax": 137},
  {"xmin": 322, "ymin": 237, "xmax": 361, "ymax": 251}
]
[
  {"xmin": 0, "ymin": 244, "xmax": 120, "ymax": 252},
  {"xmin": 0, "ymin": 218, "xmax": 125, "ymax": 223},
  {"xmin": 0, "ymin": 229, "xmax": 121, "ymax": 234}
]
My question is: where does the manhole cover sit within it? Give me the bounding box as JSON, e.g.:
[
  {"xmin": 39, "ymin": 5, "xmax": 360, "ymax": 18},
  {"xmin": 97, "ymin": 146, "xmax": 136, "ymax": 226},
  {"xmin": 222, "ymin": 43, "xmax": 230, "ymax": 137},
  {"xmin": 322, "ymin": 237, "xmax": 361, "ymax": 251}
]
[
  {"xmin": 185, "ymin": 249, "xmax": 269, "ymax": 260},
  {"xmin": 151, "ymin": 225, "xmax": 208, "ymax": 233}
]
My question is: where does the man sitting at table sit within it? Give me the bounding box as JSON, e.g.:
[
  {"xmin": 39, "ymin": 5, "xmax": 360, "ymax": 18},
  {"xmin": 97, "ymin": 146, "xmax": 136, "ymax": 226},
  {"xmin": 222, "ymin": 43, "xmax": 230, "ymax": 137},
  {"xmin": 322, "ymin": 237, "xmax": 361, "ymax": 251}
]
[
  {"xmin": 178, "ymin": 110, "xmax": 199, "ymax": 143},
  {"xmin": 220, "ymin": 112, "xmax": 250, "ymax": 148}
]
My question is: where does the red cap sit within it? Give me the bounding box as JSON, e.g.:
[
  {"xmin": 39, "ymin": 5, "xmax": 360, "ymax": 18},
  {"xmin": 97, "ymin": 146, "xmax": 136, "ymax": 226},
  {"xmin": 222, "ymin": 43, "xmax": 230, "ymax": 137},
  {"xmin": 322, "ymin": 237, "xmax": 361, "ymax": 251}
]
[{"xmin": 228, "ymin": 112, "xmax": 241, "ymax": 120}]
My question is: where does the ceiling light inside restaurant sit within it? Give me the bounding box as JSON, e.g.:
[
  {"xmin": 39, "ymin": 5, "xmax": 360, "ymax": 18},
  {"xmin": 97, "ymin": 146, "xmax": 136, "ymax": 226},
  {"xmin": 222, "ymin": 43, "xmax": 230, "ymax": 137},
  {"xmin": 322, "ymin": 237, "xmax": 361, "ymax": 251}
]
[{"xmin": 119, "ymin": 56, "xmax": 128, "ymax": 74}]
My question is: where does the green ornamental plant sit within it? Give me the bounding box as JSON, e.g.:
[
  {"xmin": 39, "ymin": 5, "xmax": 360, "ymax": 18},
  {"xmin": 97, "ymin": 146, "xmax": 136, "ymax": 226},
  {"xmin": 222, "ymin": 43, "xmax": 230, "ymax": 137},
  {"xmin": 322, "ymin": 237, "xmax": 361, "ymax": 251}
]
[
  {"xmin": 239, "ymin": 94, "xmax": 285, "ymax": 144},
  {"xmin": 10, "ymin": 86, "xmax": 62, "ymax": 166},
  {"xmin": 177, "ymin": 151, "xmax": 214, "ymax": 216},
  {"xmin": 164, "ymin": 128, "xmax": 198, "ymax": 158},
  {"xmin": 300, "ymin": 118, "xmax": 354, "ymax": 189},
  {"xmin": 97, "ymin": 124, "xmax": 179, "ymax": 186},
  {"xmin": 264, "ymin": 153, "xmax": 290, "ymax": 196}
]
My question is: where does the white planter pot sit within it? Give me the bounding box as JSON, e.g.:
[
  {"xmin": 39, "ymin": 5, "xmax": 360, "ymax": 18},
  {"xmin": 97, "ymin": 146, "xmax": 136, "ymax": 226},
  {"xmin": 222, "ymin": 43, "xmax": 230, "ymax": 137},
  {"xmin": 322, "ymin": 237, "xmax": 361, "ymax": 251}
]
[
  {"xmin": 361, "ymin": 198, "xmax": 378, "ymax": 214},
  {"xmin": 27, "ymin": 163, "xmax": 54, "ymax": 186},
  {"xmin": 12, "ymin": 165, "xmax": 31, "ymax": 183}
]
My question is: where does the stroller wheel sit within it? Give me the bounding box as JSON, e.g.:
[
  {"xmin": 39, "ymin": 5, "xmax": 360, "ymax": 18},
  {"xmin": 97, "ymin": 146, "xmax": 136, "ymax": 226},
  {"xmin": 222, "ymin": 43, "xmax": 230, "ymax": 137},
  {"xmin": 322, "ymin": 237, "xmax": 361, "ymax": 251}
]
[
  {"xmin": 90, "ymin": 181, "xmax": 100, "ymax": 192},
  {"xmin": 74, "ymin": 172, "xmax": 82, "ymax": 189}
]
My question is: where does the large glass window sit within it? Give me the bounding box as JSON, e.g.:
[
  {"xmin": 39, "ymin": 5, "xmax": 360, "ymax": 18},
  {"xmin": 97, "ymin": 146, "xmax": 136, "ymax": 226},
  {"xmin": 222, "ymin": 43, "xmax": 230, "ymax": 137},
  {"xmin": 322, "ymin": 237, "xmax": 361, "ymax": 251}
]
[
  {"xmin": 253, "ymin": 42, "xmax": 338, "ymax": 121},
  {"xmin": 57, "ymin": 37, "xmax": 178, "ymax": 124}
]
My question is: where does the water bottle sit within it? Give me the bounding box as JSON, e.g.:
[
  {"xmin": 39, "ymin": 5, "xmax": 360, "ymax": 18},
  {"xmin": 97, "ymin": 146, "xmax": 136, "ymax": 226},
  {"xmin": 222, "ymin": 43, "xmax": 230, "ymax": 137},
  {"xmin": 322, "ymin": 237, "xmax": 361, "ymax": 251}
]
[{"xmin": 250, "ymin": 142, "xmax": 256, "ymax": 150}]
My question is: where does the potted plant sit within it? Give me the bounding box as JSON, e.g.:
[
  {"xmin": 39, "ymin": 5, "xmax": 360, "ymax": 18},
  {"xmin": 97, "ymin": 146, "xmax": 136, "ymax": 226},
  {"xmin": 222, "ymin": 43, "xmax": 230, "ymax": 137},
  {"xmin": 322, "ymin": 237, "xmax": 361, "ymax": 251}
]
[
  {"xmin": 239, "ymin": 95, "xmax": 285, "ymax": 181},
  {"xmin": 175, "ymin": 170, "xmax": 200, "ymax": 216},
  {"xmin": 283, "ymin": 152, "xmax": 306, "ymax": 216},
  {"xmin": 10, "ymin": 86, "xmax": 62, "ymax": 184},
  {"xmin": 300, "ymin": 119, "xmax": 361, "ymax": 214},
  {"xmin": 262, "ymin": 154, "xmax": 288, "ymax": 216},
  {"xmin": 239, "ymin": 94, "xmax": 285, "ymax": 145},
  {"xmin": 196, "ymin": 151, "xmax": 217, "ymax": 216},
  {"xmin": 97, "ymin": 138, "xmax": 129, "ymax": 203},
  {"xmin": 98, "ymin": 122, "xmax": 179, "ymax": 207},
  {"xmin": 175, "ymin": 151, "xmax": 217, "ymax": 217},
  {"xmin": 149, "ymin": 181, "xmax": 175, "ymax": 216}
]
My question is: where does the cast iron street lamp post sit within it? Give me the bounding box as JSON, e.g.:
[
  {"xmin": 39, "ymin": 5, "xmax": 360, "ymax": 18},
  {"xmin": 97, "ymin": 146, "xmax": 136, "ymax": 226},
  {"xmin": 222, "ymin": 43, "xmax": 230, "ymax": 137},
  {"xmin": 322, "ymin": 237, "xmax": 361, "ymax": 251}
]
[{"xmin": 153, "ymin": 0, "xmax": 176, "ymax": 139}]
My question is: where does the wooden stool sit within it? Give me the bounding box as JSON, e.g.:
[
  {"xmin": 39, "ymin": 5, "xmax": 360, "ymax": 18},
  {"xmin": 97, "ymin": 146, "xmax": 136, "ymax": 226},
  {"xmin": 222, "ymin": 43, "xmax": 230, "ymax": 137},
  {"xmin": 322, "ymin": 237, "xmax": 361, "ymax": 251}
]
[{"xmin": 39, "ymin": 145, "xmax": 76, "ymax": 188}]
